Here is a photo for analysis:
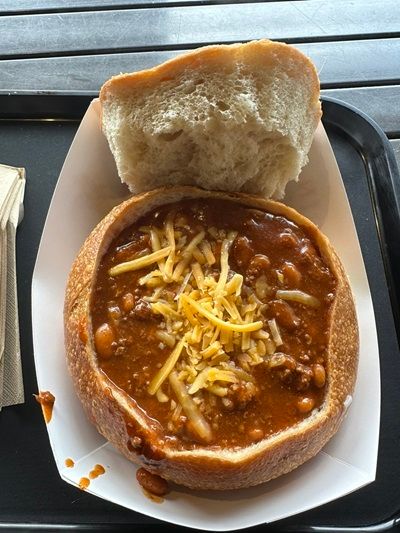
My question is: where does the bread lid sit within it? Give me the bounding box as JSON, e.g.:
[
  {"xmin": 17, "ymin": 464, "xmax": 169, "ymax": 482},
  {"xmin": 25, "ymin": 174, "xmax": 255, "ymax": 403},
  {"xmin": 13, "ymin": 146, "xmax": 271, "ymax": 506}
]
[{"xmin": 100, "ymin": 40, "xmax": 321, "ymax": 199}]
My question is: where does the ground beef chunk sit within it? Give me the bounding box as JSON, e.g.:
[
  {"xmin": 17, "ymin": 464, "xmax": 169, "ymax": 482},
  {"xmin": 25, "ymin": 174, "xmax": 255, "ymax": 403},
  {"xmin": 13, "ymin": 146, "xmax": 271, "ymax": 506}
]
[
  {"xmin": 131, "ymin": 299, "xmax": 157, "ymax": 321},
  {"xmin": 115, "ymin": 233, "xmax": 150, "ymax": 261},
  {"xmin": 268, "ymin": 353, "xmax": 313, "ymax": 391},
  {"xmin": 222, "ymin": 381, "xmax": 258, "ymax": 411},
  {"xmin": 267, "ymin": 299, "xmax": 300, "ymax": 330}
]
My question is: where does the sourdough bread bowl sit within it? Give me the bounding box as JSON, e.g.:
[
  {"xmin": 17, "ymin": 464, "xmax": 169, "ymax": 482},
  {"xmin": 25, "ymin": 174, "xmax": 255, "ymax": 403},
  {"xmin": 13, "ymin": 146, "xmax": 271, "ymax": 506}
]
[
  {"xmin": 64, "ymin": 187, "xmax": 358, "ymax": 490},
  {"xmin": 64, "ymin": 40, "xmax": 358, "ymax": 490}
]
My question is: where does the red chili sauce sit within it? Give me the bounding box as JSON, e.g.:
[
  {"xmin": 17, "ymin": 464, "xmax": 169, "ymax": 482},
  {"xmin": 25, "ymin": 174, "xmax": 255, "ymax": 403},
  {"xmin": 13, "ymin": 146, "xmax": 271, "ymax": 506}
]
[
  {"xmin": 34, "ymin": 391, "xmax": 55, "ymax": 424},
  {"xmin": 91, "ymin": 199, "xmax": 336, "ymax": 450}
]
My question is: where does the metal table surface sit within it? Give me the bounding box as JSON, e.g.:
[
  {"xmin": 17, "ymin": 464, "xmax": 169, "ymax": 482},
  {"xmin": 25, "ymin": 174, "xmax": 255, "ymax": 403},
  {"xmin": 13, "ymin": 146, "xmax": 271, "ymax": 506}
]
[
  {"xmin": 1, "ymin": 0, "xmax": 399, "ymax": 169},
  {"xmin": 0, "ymin": 1, "xmax": 400, "ymax": 531}
]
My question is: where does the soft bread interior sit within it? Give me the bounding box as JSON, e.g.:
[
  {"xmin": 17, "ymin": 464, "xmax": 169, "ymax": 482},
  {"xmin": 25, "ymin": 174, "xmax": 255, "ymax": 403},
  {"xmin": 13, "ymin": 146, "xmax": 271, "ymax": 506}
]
[{"xmin": 100, "ymin": 40, "xmax": 321, "ymax": 199}]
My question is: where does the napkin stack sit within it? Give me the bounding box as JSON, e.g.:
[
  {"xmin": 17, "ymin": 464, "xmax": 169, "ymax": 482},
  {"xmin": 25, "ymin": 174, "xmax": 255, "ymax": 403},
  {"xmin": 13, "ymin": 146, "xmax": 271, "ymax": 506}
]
[{"xmin": 0, "ymin": 164, "xmax": 26, "ymax": 409}]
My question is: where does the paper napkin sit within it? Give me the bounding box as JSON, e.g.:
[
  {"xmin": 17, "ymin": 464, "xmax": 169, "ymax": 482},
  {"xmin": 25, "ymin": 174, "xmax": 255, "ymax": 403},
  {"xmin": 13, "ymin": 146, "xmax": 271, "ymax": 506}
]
[{"xmin": 0, "ymin": 164, "xmax": 25, "ymax": 409}]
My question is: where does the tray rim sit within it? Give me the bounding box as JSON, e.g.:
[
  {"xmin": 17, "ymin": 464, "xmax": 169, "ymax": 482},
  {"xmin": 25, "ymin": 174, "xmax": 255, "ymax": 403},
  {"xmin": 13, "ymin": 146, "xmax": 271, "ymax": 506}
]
[{"xmin": 321, "ymin": 96, "xmax": 400, "ymax": 346}]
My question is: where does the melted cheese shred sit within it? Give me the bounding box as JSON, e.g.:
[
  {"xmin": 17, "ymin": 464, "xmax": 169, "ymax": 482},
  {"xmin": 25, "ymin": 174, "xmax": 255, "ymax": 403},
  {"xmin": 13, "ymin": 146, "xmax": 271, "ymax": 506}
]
[
  {"xmin": 148, "ymin": 338, "xmax": 186, "ymax": 395},
  {"xmin": 276, "ymin": 289, "xmax": 320, "ymax": 308},
  {"xmin": 169, "ymin": 371, "xmax": 213, "ymax": 443},
  {"xmin": 163, "ymin": 214, "xmax": 176, "ymax": 280},
  {"xmin": 182, "ymin": 295, "xmax": 262, "ymax": 333},
  {"xmin": 109, "ymin": 246, "xmax": 171, "ymax": 276}
]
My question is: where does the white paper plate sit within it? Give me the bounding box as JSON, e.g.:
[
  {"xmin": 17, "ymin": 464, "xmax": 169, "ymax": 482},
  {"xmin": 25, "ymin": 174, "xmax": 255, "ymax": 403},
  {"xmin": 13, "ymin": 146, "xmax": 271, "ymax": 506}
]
[{"xmin": 31, "ymin": 100, "xmax": 380, "ymax": 531}]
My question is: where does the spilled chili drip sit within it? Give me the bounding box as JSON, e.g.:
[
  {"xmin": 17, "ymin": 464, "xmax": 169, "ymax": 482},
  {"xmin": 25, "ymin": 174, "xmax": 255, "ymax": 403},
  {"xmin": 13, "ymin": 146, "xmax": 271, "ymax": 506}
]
[
  {"xmin": 89, "ymin": 464, "xmax": 106, "ymax": 479},
  {"xmin": 34, "ymin": 391, "xmax": 55, "ymax": 423},
  {"xmin": 79, "ymin": 477, "xmax": 90, "ymax": 490}
]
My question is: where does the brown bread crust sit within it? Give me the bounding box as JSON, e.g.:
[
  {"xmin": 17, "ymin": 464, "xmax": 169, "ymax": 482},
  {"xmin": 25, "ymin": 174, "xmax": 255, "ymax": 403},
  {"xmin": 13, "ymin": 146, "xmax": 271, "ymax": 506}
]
[
  {"xmin": 64, "ymin": 186, "xmax": 358, "ymax": 490},
  {"xmin": 100, "ymin": 39, "xmax": 320, "ymax": 107}
]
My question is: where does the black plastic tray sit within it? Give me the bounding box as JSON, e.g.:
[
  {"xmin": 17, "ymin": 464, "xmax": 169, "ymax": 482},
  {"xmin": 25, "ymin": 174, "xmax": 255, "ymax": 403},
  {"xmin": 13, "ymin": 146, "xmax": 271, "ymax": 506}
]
[{"xmin": 0, "ymin": 94, "xmax": 399, "ymax": 532}]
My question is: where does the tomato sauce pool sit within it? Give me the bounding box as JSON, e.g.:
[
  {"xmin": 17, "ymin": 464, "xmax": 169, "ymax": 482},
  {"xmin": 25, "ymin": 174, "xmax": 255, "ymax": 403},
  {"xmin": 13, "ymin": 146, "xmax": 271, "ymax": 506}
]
[{"xmin": 91, "ymin": 199, "xmax": 336, "ymax": 450}]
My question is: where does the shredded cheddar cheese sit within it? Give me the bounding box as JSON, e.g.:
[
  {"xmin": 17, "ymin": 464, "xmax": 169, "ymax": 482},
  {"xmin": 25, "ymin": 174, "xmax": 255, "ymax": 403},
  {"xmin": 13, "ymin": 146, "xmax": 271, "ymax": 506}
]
[
  {"xmin": 109, "ymin": 212, "xmax": 296, "ymax": 441},
  {"xmin": 181, "ymin": 295, "xmax": 263, "ymax": 333},
  {"xmin": 109, "ymin": 246, "xmax": 171, "ymax": 276},
  {"xmin": 148, "ymin": 337, "xmax": 186, "ymax": 395},
  {"xmin": 276, "ymin": 289, "xmax": 320, "ymax": 308}
]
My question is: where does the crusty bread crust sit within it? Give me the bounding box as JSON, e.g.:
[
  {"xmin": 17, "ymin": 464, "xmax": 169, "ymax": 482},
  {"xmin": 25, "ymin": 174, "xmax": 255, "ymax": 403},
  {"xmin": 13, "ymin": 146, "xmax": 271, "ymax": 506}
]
[
  {"xmin": 64, "ymin": 187, "xmax": 358, "ymax": 490},
  {"xmin": 100, "ymin": 40, "xmax": 320, "ymax": 106}
]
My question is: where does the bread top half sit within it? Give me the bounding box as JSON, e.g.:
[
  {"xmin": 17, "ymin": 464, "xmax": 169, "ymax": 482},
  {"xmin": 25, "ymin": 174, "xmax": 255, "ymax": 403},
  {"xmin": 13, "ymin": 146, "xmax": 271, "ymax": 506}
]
[{"xmin": 99, "ymin": 40, "xmax": 321, "ymax": 199}]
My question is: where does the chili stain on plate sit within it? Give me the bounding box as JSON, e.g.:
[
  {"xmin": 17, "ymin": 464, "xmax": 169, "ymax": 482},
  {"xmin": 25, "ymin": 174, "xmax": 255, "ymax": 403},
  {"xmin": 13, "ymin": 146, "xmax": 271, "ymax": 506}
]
[
  {"xmin": 89, "ymin": 464, "xmax": 106, "ymax": 479},
  {"xmin": 34, "ymin": 391, "xmax": 55, "ymax": 423},
  {"xmin": 78, "ymin": 465, "xmax": 106, "ymax": 491},
  {"xmin": 79, "ymin": 477, "xmax": 90, "ymax": 490},
  {"xmin": 142, "ymin": 488, "xmax": 164, "ymax": 504}
]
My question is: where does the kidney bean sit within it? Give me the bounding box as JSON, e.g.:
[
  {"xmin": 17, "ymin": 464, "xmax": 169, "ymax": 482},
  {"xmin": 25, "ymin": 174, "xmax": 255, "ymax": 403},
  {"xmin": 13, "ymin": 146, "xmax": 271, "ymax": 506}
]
[
  {"xmin": 282, "ymin": 261, "xmax": 302, "ymax": 287},
  {"xmin": 261, "ymin": 255, "xmax": 272, "ymax": 267},
  {"xmin": 313, "ymin": 364, "xmax": 326, "ymax": 388},
  {"xmin": 136, "ymin": 468, "xmax": 169, "ymax": 496},
  {"xmin": 297, "ymin": 397, "xmax": 315, "ymax": 413},
  {"xmin": 232, "ymin": 236, "xmax": 254, "ymax": 269},
  {"xmin": 247, "ymin": 254, "xmax": 271, "ymax": 278},
  {"xmin": 279, "ymin": 231, "xmax": 299, "ymax": 248},
  {"xmin": 269, "ymin": 299, "xmax": 300, "ymax": 330},
  {"xmin": 94, "ymin": 323, "xmax": 115, "ymax": 359},
  {"xmin": 121, "ymin": 292, "xmax": 135, "ymax": 313},
  {"xmin": 248, "ymin": 428, "xmax": 264, "ymax": 442}
]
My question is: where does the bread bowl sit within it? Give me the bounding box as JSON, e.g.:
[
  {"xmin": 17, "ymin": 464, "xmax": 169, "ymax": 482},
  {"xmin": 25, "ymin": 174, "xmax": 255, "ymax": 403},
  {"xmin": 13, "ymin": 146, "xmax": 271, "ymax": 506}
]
[{"xmin": 64, "ymin": 186, "xmax": 358, "ymax": 491}]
